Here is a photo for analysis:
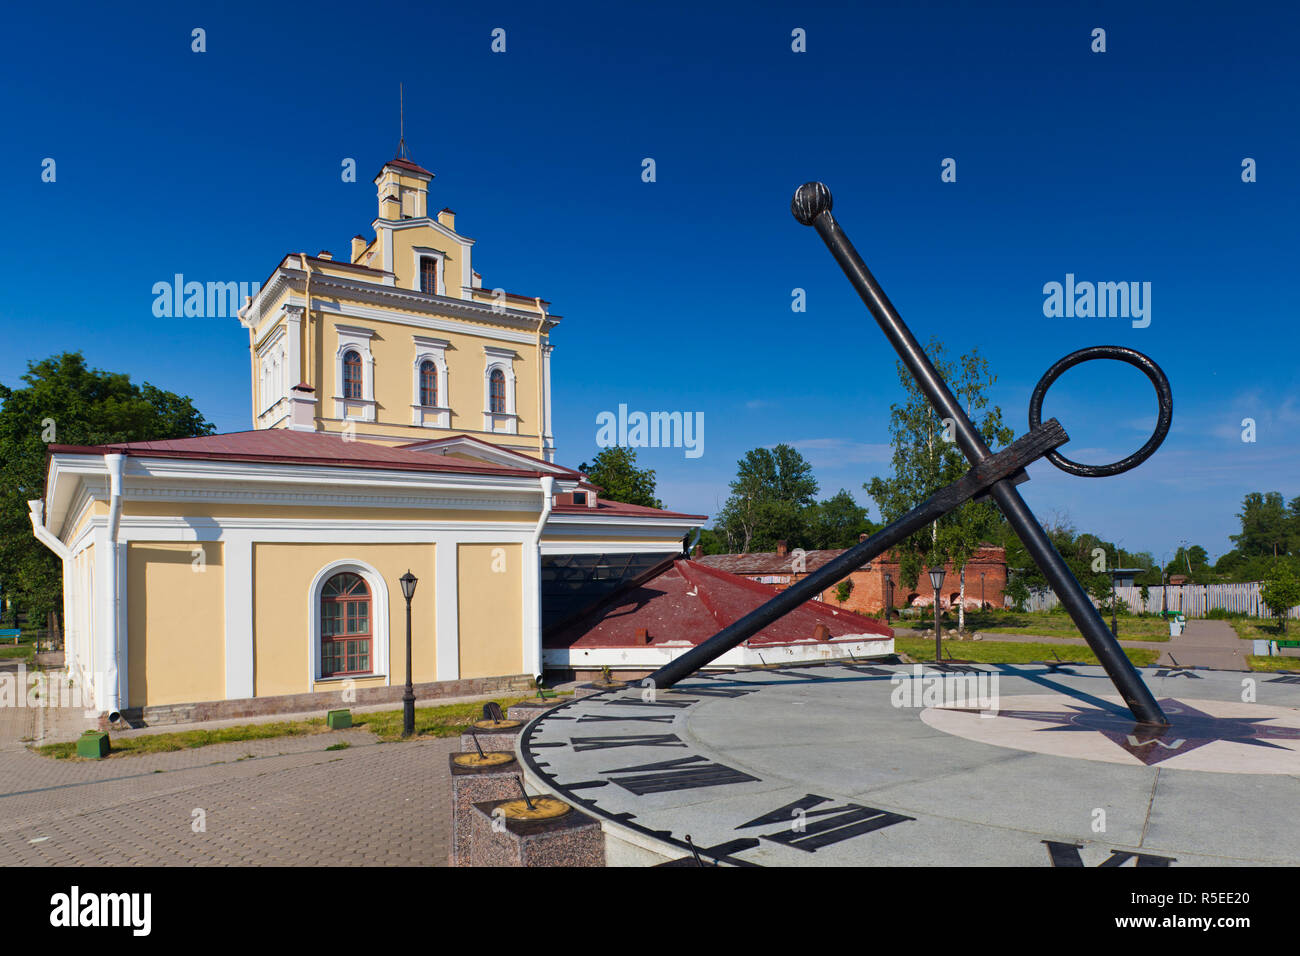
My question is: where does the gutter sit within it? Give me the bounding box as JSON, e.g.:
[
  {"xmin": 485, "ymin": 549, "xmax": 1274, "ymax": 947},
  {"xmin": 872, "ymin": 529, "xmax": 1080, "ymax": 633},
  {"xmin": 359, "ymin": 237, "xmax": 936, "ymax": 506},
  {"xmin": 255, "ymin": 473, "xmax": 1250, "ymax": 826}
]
[{"xmin": 28, "ymin": 499, "xmax": 71, "ymax": 561}]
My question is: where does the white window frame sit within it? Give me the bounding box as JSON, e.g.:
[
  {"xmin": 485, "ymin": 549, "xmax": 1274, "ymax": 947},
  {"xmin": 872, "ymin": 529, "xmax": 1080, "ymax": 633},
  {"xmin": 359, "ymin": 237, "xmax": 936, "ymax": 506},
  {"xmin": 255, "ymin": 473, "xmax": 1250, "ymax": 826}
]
[
  {"xmin": 256, "ymin": 325, "xmax": 288, "ymax": 424},
  {"xmin": 411, "ymin": 335, "xmax": 450, "ymax": 428},
  {"xmin": 412, "ymin": 247, "xmax": 446, "ymax": 296},
  {"xmin": 333, "ymin": 324, "xmax": 377, "ymax": 422},
  {"xmin": 308, "ymin": 559, "xmax": 390, "ymax": 685},
  {"xmin": 483, "ymin": 346, "xmax": 518, "ymax": 434}
]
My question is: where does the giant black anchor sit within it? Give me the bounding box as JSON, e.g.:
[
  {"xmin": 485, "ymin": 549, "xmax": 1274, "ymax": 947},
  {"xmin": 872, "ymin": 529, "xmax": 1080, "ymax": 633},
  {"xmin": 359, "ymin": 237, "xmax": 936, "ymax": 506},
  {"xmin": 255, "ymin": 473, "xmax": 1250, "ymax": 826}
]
[{"xmin": 647, "ymin": 182, "xmax": 1172, "ymax": 727}]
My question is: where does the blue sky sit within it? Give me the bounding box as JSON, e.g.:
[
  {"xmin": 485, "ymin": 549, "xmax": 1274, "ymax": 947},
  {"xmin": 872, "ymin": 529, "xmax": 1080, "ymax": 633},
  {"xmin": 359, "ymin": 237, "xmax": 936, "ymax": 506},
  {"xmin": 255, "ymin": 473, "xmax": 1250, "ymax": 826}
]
[{"xmin": 1, "ymin": 1, "xmax": 1296, "ymax": 561}]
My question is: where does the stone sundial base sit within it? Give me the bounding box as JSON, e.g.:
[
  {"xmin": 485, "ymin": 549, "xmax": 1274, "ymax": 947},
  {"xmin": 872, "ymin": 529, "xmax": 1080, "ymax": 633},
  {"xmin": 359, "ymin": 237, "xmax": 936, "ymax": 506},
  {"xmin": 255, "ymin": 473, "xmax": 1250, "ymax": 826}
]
[{"xmin": 518, "ymin": 662, "xmax": 1300, "ymax": 866}]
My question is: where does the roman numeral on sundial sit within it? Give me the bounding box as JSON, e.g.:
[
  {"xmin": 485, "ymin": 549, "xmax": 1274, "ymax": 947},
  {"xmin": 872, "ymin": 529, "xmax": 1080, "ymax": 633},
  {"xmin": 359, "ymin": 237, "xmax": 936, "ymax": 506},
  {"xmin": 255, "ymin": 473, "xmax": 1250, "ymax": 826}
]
[
  {"xmin": 570, "ymin": 734, "xmax": 686, "ymax": 752},
  {"xmin": 1267, "ymin": 675, "xmax": 1300, "ymax": 685},
  {"xmin": 604, "ymin": 755, "xmax": 760, "ymax": 795},
  {"xmin": 577, "ymin": 713, "xmax": 676, "ymax": 723},
  {"xmin": 670, "ymin": 685, "xmax": 759, "ymax": 699},
  {"xmin": 736, "ymin": 794, "xmax": 914, "ymax": 852},
  {"xmin": 604, "ymin": 698, "xmax": 696, "ymax": 708},
  {"xmin": 1154, "ymin": 669, "xmax": 1201, "ymax": 679},
  {"xmin": 1042, "ymin": 841, "xmax": 1176, "ymax": 867}
]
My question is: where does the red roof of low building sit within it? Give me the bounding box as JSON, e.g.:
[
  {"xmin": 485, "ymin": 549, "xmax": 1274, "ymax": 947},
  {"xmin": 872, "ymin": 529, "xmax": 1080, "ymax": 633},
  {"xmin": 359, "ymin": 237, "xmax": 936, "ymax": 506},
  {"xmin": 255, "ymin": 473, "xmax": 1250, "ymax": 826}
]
[
  {"xmin": 46, "ymin": 430, "xmax": 541, "ymax": 477},
  {"xmin": 546, "ymin": 558, "xmax": 891, "ymax": 650},
  {"xmin": 551, "ymin": 499, "xmax": 706, "ymax": 521}
]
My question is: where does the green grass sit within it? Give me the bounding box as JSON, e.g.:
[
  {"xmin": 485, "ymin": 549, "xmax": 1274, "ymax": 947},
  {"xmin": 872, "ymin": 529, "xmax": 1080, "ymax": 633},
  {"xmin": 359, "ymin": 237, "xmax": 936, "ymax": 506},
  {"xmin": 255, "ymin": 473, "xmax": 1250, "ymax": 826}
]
[
  {"xmin": 32, "ymin": 693, "xmax": 542, "ymax": 759},
  {"xmin": 0, "ymin": 644, "xmax": 36, "ymax": 661},
  {"xmin": 353, "ymin": 696, "xmax": 533, "ymax": 741},
  {"xmin": 36, "ymin": 719, "xmax": 330, "ymax": 759},
  {"xmin": 933, "ymin": 609, "xmax": 1172, "ymax": 642},
  {"xmin": 893, "ymin": 636, "xmax": 1159, "ymax": 668},
  {"xmin": 1246, "ymin": 655, "xmax": 1300, "ymax": 673}
]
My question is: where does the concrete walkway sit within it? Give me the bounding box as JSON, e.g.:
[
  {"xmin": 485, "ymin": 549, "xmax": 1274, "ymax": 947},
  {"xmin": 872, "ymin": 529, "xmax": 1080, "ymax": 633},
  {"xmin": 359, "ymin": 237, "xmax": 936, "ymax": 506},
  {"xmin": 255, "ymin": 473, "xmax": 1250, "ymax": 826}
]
[{"xmin": 1157, "ymin": 619, "xmax": 1252, "ymax": 670}]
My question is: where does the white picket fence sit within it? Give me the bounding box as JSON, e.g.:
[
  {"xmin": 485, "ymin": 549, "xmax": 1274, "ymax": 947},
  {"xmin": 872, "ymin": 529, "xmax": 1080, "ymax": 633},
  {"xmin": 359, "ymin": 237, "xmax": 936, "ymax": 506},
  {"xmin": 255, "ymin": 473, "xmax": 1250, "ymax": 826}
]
[{"xmin": 1012, "ymin": 581, "xmax": 1300, "ymax": 619}]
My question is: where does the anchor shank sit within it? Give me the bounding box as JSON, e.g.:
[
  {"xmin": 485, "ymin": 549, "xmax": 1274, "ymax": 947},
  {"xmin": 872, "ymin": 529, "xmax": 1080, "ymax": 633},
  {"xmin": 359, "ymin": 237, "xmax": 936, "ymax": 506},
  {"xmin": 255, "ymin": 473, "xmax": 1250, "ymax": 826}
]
[{"xmin": 806, "ymin": 204, "xmax": 1168, "ymax": 727}]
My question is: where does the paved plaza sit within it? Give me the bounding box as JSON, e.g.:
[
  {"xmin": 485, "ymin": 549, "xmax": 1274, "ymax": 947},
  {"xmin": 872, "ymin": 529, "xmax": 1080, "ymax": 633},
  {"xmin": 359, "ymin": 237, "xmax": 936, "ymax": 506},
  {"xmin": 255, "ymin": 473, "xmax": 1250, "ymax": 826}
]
[{"xmin": 0, "ymin": 682, "xmax": 459, "ymax": 866}]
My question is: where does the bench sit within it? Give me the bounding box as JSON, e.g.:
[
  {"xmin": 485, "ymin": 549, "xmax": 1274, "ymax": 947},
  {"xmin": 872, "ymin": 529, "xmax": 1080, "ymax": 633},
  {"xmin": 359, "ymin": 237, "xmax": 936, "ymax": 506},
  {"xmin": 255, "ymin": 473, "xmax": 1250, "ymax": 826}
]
[{"xmin": 0, "ymin": 628, "xmax": 20, "ymax": 645}]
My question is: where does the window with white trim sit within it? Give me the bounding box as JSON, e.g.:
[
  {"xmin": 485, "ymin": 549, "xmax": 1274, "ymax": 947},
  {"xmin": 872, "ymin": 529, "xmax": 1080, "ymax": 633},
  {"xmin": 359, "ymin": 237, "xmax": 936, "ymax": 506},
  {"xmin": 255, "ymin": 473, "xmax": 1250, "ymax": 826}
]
[
  {"xmin": 310, "ymin": 560, "xmax": 389, "ymax": 682},
  {"xmin": 483, "ymin": 347, "xmax": 518, "ymax": 434},
  {"xmin": 411, "ymin": 335, "xmax": 450, "ymax": 428}
]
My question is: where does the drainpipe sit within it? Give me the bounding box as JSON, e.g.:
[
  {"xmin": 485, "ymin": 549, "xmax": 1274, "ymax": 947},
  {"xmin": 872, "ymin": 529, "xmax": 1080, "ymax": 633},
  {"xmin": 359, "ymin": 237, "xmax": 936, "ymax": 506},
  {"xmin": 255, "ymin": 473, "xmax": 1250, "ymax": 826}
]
[
  {"xmin": 300, "ymin": 254, "xmax": 314, "ymax": 395},
  {"xmin": 103, "ymin": 453, "xmax": 125, "ymax": 718},
  {"xmin": 530, "ymin": 475, "xmax": 554, "ymax": 678},
  {"xmin": 534, "ymin": 298, "xmax": 547, "ymax": 460}
]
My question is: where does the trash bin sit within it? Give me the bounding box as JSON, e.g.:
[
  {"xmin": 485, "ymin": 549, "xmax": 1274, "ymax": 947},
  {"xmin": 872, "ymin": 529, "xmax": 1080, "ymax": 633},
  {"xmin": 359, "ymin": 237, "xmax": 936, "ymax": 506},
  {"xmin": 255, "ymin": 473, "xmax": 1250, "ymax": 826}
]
[
  {"xmin": 1253, "ymin": 639, "xmax": 1272, "ymax": 657},
  {"xmin": 1169, "ymin": 616, "xmax": 1184, "ymax": 637}
]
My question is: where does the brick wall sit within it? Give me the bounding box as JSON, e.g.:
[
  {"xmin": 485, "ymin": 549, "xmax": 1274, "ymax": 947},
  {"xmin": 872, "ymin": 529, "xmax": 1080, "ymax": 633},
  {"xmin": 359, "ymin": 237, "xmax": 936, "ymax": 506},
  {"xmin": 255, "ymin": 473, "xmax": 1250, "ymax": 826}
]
[{"xmin": 743, "ymin": 547, "xmax": 1007, "ymax": 616}]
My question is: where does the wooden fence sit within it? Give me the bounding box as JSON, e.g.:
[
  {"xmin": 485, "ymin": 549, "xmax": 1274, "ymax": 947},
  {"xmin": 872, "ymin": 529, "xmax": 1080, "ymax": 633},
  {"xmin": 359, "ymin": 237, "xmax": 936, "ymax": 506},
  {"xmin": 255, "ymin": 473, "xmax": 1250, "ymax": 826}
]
[{"xmin": 1012, "ymin": 581, "xmax": 1300, "ymax": 619}]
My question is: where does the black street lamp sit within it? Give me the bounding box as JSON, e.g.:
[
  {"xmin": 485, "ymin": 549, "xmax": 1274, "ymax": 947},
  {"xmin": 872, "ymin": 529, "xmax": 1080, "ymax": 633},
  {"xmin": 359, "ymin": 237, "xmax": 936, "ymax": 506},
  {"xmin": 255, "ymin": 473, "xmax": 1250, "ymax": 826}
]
[
  {"xmin": 929, "ymin": 566, "xmax": 946, "ymax": 661},
  {"xmin": 979, "ymin": 571, "xmax": 986, "ymax": 611},
  {"xmin": 883, "ymin": 572, "xmax": 892, "ymax": 625},
  {"xmin": 399, "ymin": 570, "xmax": 418, "ymax": 737}
]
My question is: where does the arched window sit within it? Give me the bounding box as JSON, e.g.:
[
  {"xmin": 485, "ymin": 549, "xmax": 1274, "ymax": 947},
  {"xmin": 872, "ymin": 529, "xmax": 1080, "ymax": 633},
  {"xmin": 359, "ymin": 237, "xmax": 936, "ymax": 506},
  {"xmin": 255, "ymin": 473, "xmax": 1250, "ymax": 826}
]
[
  {"xmin": 320, "ymin": 572, "xmax": 371, "ymax": 676},
  {"xmin": 419, "ymin": 359, "xmax": 438, "ymax": 407},
  {"xmin": 342, "ymin": 349, "xmax": 362, "ymax": 400},
  {"xmin": 489, "ymin": 368, "xmax": 506, "ymax": 413},
  {"xmin": 420, "ymin": 257, "xmax": 438, "ymax": 294}
]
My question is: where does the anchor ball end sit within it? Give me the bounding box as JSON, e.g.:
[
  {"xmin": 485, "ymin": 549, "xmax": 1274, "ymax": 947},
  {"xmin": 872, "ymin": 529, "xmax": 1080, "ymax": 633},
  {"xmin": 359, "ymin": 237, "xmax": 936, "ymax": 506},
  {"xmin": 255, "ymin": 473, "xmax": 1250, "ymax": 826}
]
[{"xmin": 791, "ymin": 182, "xmax": 833, "ymax": 225}]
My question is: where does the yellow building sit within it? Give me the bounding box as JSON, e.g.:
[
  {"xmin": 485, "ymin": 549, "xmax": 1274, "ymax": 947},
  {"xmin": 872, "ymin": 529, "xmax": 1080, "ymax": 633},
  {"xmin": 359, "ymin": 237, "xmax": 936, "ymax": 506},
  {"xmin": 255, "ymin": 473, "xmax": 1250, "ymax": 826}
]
[{"xmin": 30, "ymin": 154, "xmax": 703, "ymax": 722}]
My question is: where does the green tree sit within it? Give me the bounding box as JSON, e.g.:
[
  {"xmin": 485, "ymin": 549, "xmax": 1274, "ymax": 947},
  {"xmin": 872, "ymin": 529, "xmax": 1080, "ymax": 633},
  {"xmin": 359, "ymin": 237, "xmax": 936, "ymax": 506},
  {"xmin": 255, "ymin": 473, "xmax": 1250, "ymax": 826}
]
[
  {"xmin": 716, "ymin": 444, "xmax": 818, "ymax": 553},
  {"xmin": 1261, "ymin": 562, "xmax": 1300, "ymax": 635},
  {"xmin": 1231, "ymin": 492, "xmax": 1291, "ymax": 558},
  {"xmin": 0, "ymin": 353, "xmax": 214, "ymax": 628},
  {"xmin": 865, "ymin": 341, "xmax": 1012, "ymax": 629},
  {"xmin": 805, "ymin": 489, "xmax": 877, "ymax": 550},
  {"xmin": 578, "ymin": 446, "xmax": 662, "ymax": 509}
]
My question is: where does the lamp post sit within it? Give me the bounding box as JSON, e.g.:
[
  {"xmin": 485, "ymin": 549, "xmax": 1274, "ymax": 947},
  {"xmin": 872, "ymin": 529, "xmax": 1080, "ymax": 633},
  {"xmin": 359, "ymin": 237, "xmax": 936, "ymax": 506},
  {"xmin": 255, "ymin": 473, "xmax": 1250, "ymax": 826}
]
[
  {"xmin": 399, "ymin": 570, "xmax": 418, "ymax": 737},
  {"xmin": 883, "ymin": 572, "xmax": 892, "ymax": 625},
  {"xmin": 929, "ymin": 566, "xmax": 946, "ymax": 661},
  {"xmin": 979, "ymin": 571, "xmax": 985, "ymax": 611}
]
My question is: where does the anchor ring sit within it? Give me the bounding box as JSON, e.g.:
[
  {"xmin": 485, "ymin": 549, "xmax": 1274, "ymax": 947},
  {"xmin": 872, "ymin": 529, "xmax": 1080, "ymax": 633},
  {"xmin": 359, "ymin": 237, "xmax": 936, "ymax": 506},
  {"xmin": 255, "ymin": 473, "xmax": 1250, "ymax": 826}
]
[{"xmin": 1028, "ymin": 345, "xmax": 1173, "ymax": 478}]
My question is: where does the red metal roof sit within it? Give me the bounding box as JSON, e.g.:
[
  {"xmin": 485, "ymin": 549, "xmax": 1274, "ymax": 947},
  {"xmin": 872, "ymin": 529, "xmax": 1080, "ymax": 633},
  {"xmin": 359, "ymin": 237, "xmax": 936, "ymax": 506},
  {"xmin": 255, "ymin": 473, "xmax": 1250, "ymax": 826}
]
[
  {"xmin": 382, "ymin": 157, "xmax": 434, "ymax": 177},
  {"xmin": 46, "ymin": 430, "xmax": 540, "ymax": 477},
  {"xmin": 546, "ymin": 559, "xmax": 891, "ymax": 651},
  {"xmin": 551, "ymin": 499, "xmax": 706, "ymax": 521}
]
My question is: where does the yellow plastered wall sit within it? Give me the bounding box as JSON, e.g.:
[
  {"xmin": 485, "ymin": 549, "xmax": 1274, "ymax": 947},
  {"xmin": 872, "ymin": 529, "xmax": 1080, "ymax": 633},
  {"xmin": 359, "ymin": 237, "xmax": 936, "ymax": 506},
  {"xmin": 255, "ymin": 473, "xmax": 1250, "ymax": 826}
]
[
  {"xmin": 457, "ymin": 543, "xmax": 523, "ymax": 678},
  {"xmin": 320, "ymin": 312, "xmax": 543, "ymax": 444},
  {"xmin": 252, "ymin": 543, "xmax": 436, "ymax": 698},
  {"xmin": 127, "ymin": 542, "xmax": 225, "ymax": 708}
]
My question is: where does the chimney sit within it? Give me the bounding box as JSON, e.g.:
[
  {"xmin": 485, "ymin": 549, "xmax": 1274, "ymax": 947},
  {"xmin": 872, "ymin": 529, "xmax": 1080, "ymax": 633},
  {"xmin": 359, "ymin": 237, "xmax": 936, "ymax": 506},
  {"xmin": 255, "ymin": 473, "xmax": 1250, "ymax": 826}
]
[
  {"xmin": 351, "ymin": 235, "xmax": 368, "ymax": 261},
  {"xmin": 812, "ymin": 623, "xmax": 831, "ymax": 642},
  {"xmin": 859, "ymin": 533, "xmax": 868, "ymax": 543},
  {"xmin": 635, "ymin": 627, "xmax": 651, "ymax": 645},
  {"xmin": 691, "ymin": 543, "xmax": 702, "ymax": 559},
  {"xmin": 437, "ymin": 208, "xmax": 456, "ymax": 230},
  {"xmin": 776, "ymin": 540, "xmax": 788, "ymax": 557},
  {"xmin": 317, "ymin": 250, "xmax": 333, "ymax": 260}
]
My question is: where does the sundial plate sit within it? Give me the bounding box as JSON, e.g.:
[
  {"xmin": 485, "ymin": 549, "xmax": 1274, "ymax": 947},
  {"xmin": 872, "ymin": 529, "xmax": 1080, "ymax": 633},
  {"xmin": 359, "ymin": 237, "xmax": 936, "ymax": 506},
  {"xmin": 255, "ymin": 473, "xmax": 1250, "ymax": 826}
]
[{"xmin": 521, "ymin": 663, "xmax": 1300, "ymax": 867}]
